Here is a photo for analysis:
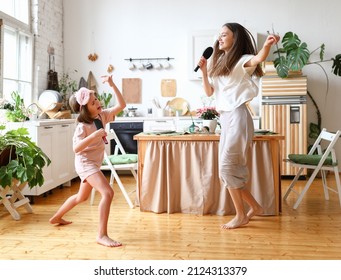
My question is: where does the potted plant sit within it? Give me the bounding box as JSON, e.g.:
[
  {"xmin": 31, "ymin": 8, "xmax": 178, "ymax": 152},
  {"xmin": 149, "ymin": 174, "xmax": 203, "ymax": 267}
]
[
  {"xmin": 196, "ymin": 107, "xmax": 220, "ymax": 133},
  {"xmin": 98, "ymin": 92, "xmax": 112, "ymax": 108},
  {"xmin": 3, "ymin": 91, "xmax": 29, "ymax": 122},
  {"xmin": 272, "ymin": 31, "xmax": 341, "ymax": 144},
  {"xmin": 0, "ymin": 125, "xmax": 51, "ymax": 190},
  {"xmin": 58, "ymin": 72, "xmax": 78, "ymax": 110}
]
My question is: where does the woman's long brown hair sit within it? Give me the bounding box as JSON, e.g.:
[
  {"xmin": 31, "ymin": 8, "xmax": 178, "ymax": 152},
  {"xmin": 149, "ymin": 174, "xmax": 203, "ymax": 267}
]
[{"xmin": 209, "ymin": 23, "xmax": 263, "ymax": 78}]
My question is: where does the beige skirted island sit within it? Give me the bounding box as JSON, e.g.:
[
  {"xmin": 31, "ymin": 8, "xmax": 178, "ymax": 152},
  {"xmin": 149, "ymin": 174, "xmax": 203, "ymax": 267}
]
[{"xmin": 134, "ymin": 132, "xmax": 284, "ymax": 216}]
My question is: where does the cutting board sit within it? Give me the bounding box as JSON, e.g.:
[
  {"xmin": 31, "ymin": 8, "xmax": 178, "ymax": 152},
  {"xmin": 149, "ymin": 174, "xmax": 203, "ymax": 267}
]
[
  {"xmin": 161, "ymin": 79, "xmax": 176, "ymax": 97},
  {"xmin": 122, "ymin": 78, "xmax": 142, "ymax": 103}
]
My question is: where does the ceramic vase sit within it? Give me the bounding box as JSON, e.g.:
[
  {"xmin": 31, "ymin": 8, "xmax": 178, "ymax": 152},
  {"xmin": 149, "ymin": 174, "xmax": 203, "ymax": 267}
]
[{"xmin": 202, "ymin": 119, "xmax": 217, "ymax": 133}]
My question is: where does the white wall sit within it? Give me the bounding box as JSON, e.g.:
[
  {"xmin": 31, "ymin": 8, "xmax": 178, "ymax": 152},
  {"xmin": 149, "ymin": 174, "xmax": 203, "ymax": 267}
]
[{"xmin": 62, "ymin": 0, "xmax": 341, "ymax": 152}]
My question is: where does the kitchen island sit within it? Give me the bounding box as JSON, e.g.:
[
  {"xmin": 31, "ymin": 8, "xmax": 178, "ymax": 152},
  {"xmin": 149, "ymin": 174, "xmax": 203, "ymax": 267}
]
[{"xmin": 134, "ymin": 133, "xmax": 284, "ymax": 216}]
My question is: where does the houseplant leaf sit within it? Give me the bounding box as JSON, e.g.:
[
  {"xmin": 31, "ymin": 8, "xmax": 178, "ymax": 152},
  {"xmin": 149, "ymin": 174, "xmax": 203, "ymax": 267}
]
[
  {"xmin": 273, "ymin": 56, "xmax": 289, "ymax": 78},
  {"xmin": 282, "ymin": 32, "xmax": 301, "ymax": 51},
  {"xmin": 332, "ymin": 54, "xmax": 341, "ymax": 76},
  {"xmin": 286, "ymin": 42, "xmax": 310, "ymax": 71}
]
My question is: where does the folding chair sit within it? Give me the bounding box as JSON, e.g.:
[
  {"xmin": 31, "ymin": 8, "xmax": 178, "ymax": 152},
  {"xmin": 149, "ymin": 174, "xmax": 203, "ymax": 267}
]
[
  {"xmin": 283, "ymin": 128, "xmax": 341, "ymax": 209},
  {"xmin": 90, "ymin": 129, "xmax": 138, "ymax": 208}
]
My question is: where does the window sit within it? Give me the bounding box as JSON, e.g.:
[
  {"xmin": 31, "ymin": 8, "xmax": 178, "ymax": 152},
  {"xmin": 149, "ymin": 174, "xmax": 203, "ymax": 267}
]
[
  {"xmin": 2, "ymin": 25, "xmax": 32, "ymax": 104},
  {"xmin": 0, "ymin": 0, "xmax": 32, "ymax": 104},
  {"xmin": 0, "ymin": 0, "xmax": 29, "ymax": 25}
]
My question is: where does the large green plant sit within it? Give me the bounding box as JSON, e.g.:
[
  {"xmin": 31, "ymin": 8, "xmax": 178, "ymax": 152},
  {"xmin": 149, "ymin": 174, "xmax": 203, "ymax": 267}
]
[
  {"xmin": 273, "ymin": 32, "xmax": 341, "ymax": 78},
  {"xmin": 0, "ymin": 126, "xmax": 51, "ymax": 189},
  {"xmin": 273, "ymin": 31, "xmax": 341, "ymax": 141}
]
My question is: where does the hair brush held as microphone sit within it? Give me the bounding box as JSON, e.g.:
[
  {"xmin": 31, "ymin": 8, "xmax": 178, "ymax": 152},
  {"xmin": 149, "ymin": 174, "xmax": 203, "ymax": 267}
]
[
  {"xmin": 194, "ymin": 47, "xmax": 213, "ymax": 72},
  {"xmin": 93, "ymin": 119, "xmax": 108, "ymax": 144}
]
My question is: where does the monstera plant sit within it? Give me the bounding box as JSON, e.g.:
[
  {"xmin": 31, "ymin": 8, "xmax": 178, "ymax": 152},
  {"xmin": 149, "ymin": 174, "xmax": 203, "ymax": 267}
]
[{"xmin": 272, "ymin": 31, "xmax": 341, "ymax": 141}]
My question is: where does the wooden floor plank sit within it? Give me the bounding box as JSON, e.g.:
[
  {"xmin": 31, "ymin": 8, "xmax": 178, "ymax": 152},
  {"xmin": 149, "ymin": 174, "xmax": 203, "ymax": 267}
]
[{"xmin": 1, "ymin": 174, "xmax": 341, "ymax": 260}]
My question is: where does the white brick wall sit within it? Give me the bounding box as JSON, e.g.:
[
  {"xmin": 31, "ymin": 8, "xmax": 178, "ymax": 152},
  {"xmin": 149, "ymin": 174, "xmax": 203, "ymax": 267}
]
[{"xmin": 31, "ymin": 0, "xmax": 64, "ymax": 100}]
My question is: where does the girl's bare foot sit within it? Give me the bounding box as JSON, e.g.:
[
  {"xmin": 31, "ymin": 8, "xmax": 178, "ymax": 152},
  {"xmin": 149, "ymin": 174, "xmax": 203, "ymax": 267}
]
[
  {"xmin": 221, "ymin": 216, "xmax": 249, "ymax": 229},
  {"xmin": 97, "ymin": 235, "xmax": 122, "ymax": 247},
  {"xmin": 49, "ymin": 216, "xmax": 72, "ymax": 225},
  {"xmin": 247, "ymin": 206, "xmax": 264, "ymax": 219}
]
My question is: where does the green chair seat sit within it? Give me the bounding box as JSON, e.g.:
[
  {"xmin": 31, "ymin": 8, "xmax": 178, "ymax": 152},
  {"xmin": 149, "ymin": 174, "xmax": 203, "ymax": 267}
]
[
  {"xmin": 288, "ymin": 154, "xmax": 337, "ymax": 166},
  {"xmin": 103, "ymin": 154, "xmax": 138, "ymax": 165}
]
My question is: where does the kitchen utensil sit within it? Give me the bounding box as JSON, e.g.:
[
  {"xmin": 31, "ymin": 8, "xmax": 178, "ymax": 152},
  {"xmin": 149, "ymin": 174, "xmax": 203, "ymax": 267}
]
[
  {"xmin": 127, "ymin": 107, "xmax": 138, "ymax": 117},
  {"xmin": 38, "ymin": 90, "xmax": 62, "ymax": 109},
  {"xmin": 145, "ymin": 62, "xmax": 153, "ymax": 69},
  {"xmin": 122, "ymin": 78, "xmax": 142, "ymax": 104},
  {"xmin": 152, "ymin": 97, "xmax": 161, "ymax": 109},
  {"xmin": 161, "ymin": 79, "xmax": 176, "ymax": 97},
  {"xmin": 168, "ymin": 97, "xmax": 189, "ymax": 115}
]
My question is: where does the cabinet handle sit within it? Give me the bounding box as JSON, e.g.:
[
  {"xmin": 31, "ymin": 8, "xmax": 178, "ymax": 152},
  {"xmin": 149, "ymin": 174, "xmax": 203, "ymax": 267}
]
[
  {"xmin": 44, "ymin": 126, "xmax": 53, "ymax": 129},
  {"xmin": 62, "ymin": 125, "xmax": 69, "ymax": 127}
]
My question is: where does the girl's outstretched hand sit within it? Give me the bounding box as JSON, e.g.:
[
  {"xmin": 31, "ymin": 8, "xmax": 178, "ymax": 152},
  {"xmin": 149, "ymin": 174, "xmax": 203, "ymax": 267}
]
[
  {"xmin": 265, "ymin": 34, "xmax": 280, "ymax": 47},
  {"xmin": 101, "ymin": 75, "xmax": 113, "ymax": 84}
]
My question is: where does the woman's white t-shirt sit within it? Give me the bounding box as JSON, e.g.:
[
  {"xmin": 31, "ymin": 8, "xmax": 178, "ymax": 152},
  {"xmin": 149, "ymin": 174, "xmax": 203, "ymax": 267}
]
[{"xmin": 212, "ymin": 54, "xmax": 258, "ymax": 113}]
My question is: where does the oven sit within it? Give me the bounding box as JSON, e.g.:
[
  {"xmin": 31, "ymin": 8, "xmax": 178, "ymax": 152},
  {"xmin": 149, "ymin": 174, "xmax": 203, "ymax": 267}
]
[{"xmin": 110, "ymin": 122, "xmax": 144, "ymax": 154}]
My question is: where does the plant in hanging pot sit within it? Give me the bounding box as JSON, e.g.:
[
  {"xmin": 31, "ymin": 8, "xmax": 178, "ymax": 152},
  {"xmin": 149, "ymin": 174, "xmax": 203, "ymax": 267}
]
[
  {"xmin": 272, "ymin": 31, "xmax": 341, "ymax": 145},
  {"xmin": 0, "ymin": 126, "xmax": 51, "ymax": 190}
]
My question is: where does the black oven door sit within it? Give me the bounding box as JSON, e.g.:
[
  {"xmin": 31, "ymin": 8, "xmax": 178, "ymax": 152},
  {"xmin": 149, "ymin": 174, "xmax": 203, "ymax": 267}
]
[{"xmin": 110, "ymin": 122, "xmax": 143, "ymax": 154}]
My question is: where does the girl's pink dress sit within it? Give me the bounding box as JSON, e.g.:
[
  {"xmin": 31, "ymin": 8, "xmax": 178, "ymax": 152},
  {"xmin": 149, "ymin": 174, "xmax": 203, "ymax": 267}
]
[{"xmin": 73, "ymin": 110, "xmax": 113, "ymax": 182}]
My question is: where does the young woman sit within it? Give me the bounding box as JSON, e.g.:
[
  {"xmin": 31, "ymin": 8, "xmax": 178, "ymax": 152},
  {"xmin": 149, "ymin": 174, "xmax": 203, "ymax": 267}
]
[
  {"xmin": 197, "ymin": 23, "xmax": 280, "ymax": 229},
  {"xmin": 50, "ymin": 75, "xmax": 126, "ymax": 247}
]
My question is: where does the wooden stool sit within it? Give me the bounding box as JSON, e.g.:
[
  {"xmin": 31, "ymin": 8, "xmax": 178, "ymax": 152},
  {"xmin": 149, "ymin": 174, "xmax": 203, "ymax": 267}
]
[{"xmin": 0, "ymin": 180, "xmax": 33, "ymax": 220}]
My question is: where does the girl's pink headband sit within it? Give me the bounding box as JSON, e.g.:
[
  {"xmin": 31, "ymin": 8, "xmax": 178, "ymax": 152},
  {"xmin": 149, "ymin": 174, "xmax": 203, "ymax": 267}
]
[{"xmin": 75, "ymin": 87, "xmax": 93, "ymax": 110}]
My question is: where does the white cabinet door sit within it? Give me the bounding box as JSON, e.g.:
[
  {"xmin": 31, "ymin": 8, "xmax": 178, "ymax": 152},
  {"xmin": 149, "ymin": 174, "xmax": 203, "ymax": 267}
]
[
  {"xmin": 54, "ymin": 124, "xmax": 72, "ymax": 184},
  {"xmin": 34, "ymin": 125, "xmax": 55, "ymax": 195}
]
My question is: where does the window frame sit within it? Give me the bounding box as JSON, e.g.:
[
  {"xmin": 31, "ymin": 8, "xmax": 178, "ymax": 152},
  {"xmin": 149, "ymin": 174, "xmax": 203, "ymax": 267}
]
[{"xmin": 0, "ymin": 0, "xmax": 32, "ymax": 103}]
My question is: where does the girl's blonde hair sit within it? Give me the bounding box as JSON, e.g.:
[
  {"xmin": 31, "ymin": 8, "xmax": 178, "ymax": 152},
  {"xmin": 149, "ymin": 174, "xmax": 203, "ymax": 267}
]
[{"xmin": 209, "ymin": 22, "xmax": 263, "ymax": 78}]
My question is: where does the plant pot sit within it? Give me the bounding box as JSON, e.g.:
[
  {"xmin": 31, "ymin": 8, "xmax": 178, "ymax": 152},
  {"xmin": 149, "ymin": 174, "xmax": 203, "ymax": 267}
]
[
  {"xmin": 0, "ymin": 146, "xmax": 16, "ymax": 167},
  {"xmin": 202, "ymin": 119, "xmax": 218, "ymax": 133}
]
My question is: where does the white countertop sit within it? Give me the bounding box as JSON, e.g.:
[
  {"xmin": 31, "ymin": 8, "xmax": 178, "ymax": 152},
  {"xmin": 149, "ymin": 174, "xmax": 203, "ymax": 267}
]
[{"xmin": 6, "ymin": 118, "xmax": 76, "ymax": 127}]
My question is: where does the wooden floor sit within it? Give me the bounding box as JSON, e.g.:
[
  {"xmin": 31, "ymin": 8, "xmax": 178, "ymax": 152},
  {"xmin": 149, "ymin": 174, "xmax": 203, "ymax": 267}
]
[{"xmin": 1, "ymin": 173, "xmax": 341, "ymax": 260}]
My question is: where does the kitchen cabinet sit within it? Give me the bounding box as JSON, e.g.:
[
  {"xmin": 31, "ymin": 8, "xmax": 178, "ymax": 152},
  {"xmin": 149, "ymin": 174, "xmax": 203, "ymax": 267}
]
[{"xmin": 5, "ymin": 119, "xmax": 77, "ymax": 196}]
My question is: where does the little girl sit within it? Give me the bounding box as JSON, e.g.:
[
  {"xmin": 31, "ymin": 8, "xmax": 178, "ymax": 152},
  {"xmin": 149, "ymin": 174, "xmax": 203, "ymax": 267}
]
[{"xmin": 50, "ymin": 75, "xmax": 126, "ymax": 247}]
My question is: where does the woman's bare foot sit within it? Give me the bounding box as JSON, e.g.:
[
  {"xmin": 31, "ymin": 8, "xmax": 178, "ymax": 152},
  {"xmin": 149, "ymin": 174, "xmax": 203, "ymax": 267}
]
[
  {"xmin": 247, "ymin": 206, "xmax": 264, "ymax": 219},
  {"xmin": 97, "ymin": 235, "xmax": 122, "ymax": 247},
  {"xmin": 49, "ymin": 216, "xmax": 72, "ymax": 225},
  {"xmin": 221, "ymin": 216, "xmax": 249, "ymax": 229}
]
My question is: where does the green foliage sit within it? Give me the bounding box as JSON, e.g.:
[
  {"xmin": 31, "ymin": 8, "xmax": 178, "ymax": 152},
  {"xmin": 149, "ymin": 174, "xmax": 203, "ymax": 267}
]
[
  {"xmin": 98, "ymin": 92, "xmax": 113, "ymax": 108},
  {"xmin": 273, "ymin": 32, "xmax": 341, "ymax": 78},
  {"xmin": 0, "ymin": 126, "xmax": 51, "ymax": 189},
  {"xmin": 5, "ymin": 91, "xmax": 29, "ymax": 122},
  {"xmin": 309, "ymin": 122, "xmax": 321, "ymax": 140},
  {"xmin": 332, "ymin": 54, "xmax": 341, "ymax": 76},
  {"xmin": 272, "ymin": 31, "xmax": 341, "ymax": 143},
  {"xmin": 58, "ymin": 73, "xmax": 78, "ymax": 96},
  {"xmin": 273, "ymin": 32, "xmax": 310, "ymax": 77}
]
